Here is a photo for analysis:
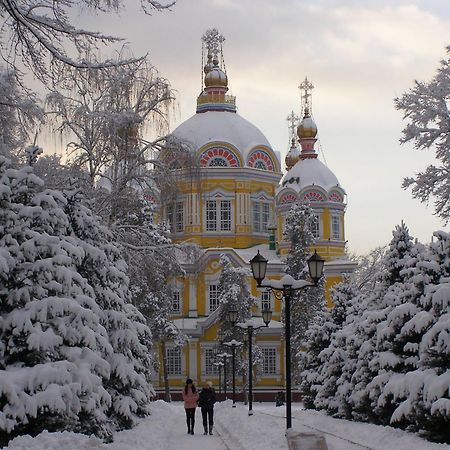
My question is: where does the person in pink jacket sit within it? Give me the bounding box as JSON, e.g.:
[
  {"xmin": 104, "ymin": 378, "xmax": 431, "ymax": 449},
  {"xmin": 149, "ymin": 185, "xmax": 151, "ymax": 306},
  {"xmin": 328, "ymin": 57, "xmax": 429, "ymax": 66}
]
[{"xmin": 182, "ymin": 378, "xmax": 199, "ymax": 435}]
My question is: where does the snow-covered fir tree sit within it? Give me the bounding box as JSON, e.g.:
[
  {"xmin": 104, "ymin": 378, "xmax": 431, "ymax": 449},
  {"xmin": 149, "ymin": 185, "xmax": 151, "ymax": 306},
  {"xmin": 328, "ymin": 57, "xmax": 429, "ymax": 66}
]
[
  {"xmin": 348, "ymin": 222, "xmax": 416, "ymax": 422},
  {"xmin": 381, "ymin": 231, "xmax": 450, "ymax": 442},
  {"xmin": 0, "ymin": 157, "xmax": 112, "ymax": 444},
  {"xmin": 300, "ymin": 279, "xmax": 359, "ymax": 414},
  {"xmin": 216, "ymin": 255, "xmax": 262, "ymax": 390},
  {"xmin": 284, "ymin": 201, "xmax": 325, "ymax": 379},
  {"xmin": 63, "ymin": 189, "xmax": 156, "ymax": 430},
  {"xmin": 298, "ymin": 222, "xmax": 450, "ymax": 443}
]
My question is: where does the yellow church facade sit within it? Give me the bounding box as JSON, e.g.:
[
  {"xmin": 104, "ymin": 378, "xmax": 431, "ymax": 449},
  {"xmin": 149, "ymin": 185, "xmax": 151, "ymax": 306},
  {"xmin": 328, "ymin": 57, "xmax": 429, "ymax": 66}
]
[{"xmin": 152, "ymin": 29, "xmax": 356, "ymax": 398}]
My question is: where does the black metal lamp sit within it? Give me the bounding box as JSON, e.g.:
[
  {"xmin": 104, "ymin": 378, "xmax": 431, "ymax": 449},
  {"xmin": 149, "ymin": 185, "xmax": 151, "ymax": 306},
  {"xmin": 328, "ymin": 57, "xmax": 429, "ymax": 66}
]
[
  {"xmin": 227, "ymin": 309, "xmax": 239, "ymax": 325},
  {"xmin": 262, "ymin": 308, "xmax": 272, "ymax": 326},
  {"xmin": 249, "ymin": 250, "xmax": 268, "ymax": 286},
  {"xmin": 307, "ymin": 250, "xmax": 325, "ymax": 285}
]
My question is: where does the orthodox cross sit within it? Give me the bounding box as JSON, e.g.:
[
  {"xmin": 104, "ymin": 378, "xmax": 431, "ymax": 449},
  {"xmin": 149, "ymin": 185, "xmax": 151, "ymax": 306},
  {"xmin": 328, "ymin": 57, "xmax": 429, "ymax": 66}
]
[
  {"xmin": 299, "ymin": 77, "xmax": 314, "ymax": 115},
  {"xmin": 202, "ymin": 28, "xmax": 225, "ymax": 61},
  {"xmin": 286, "ymin": 110, "xmax": 299, "ymax": 140}
]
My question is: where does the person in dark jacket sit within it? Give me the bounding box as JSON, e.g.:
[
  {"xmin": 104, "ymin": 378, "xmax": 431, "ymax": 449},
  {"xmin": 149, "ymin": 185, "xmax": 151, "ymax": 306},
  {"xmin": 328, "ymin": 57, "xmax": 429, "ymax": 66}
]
[{"xmin": 198, "ymin": 381, "xmax": 216, "ymax": 435}]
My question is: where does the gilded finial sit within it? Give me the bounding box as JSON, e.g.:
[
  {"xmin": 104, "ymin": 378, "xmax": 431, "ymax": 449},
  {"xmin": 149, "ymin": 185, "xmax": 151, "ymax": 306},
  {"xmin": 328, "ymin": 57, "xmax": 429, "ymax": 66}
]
[{"xmin": 298, "ymin": 77, "xmax": 314, "ymax": 117}]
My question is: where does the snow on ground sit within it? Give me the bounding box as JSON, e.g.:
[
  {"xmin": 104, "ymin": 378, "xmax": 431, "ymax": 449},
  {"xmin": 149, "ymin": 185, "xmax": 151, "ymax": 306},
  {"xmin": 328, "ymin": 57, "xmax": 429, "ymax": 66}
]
[
  {"xmin": 4, "ymin": 401, "xmax": 449, "ymax": 450},
  {"xmin": 4, "ymin": 400, "xmax": 176, "ymax": 450},
  {"xmin": 214, "ymin": 401, "xmax": 449, "ymax": 450}
]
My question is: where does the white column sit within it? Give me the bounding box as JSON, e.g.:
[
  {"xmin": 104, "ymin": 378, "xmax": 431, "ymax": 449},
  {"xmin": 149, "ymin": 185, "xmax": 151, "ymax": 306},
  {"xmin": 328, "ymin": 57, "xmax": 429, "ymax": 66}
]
[{"xmin": 189, "ymin": 338, "xmax": 198, "ymax": 382}]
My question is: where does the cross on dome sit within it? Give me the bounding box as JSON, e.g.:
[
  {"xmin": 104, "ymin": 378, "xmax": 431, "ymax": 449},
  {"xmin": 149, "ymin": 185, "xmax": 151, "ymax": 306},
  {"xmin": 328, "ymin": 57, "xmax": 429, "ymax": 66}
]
[
  {"xmin": 299, "ymin": 77, "xmax": 314, "ymax": 116},
  {"xmin": 202, "ymin": 28, "xmax": 225, "ymax": 61},
  {"xmin": 286, "ymin": 110, "xmax": 299, "ymax": 141}
]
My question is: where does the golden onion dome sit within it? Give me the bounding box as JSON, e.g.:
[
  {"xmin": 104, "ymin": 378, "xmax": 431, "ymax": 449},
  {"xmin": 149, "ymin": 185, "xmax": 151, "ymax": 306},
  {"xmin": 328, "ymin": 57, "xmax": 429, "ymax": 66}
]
[
  {"xmin": 204, "ymin": 60, "xmax": 228, "ymax": 87},
  {"xmin": 297, "ymin": 114, "xmax": 318, "ymax": 139},
  {"xmin": 204, "ymin": 54, "xmax": 214, "ymax": 74},
  {"xmin": 285, "ymin": 139, "xmax": 300, "ymax": 170}
]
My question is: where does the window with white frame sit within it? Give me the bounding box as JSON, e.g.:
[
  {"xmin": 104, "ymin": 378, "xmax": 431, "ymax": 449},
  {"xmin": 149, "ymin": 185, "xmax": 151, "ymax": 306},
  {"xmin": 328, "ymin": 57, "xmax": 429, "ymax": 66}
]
[
  {"xmin": 208, "ymin": 284, "xmax": 221, "ymax": 313},
  {"xmin": 206, "ymin": 199, "xmax": 232, "ymax": 232},
  {"xmin": 331, "ymin": 215, "xmax": 340, "ymax": 240},
  {"xmin": 171, "ymin": 291, "xmax": 181, "ymax": 314},
  {"xmin": 205, "ymin": 348, "xmax": 218, "ymax": 375},
  {"xmin": 262, "ymin": 347, "xmax": 277, "ymax": 375},
  {"xmin": 166, "ymin": 347, "xmax": 182, "ymax": 375},
  {"xmin": 253, "ymin": 202, "xmax": 270, "ymax": 233},
  {"xmin": 310, "ymin": 214, "xmax": 320, "ymax": 239},
  {"xmin": 175, "ymin": 201, "xmax": 184, "ymax": 232},
  {"xmin": 166, "ymin": 201, "xmax": 184, "ymax": 233},
  {"xmin": 261, "ymin": 291, "xmax": 272, "ymax": 311}
]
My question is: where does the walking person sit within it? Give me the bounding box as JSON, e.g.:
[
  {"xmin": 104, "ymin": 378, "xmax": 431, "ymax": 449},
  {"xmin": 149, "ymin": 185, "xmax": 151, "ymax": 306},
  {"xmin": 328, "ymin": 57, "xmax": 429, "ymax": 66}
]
[
  {"xmin": 182, "ymin": 378, "xmax": 199, "ymax": 435},
  {"xmin": 198, "ymin": 381, "xmax": 216, "ymax": 435}
]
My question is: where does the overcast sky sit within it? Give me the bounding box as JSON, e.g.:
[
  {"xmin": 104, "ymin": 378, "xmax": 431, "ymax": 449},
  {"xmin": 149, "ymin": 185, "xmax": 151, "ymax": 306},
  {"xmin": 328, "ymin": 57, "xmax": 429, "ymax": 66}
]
[{"xmin": 70, "ymin": 0, "xmax": 449, "ymax": 254}]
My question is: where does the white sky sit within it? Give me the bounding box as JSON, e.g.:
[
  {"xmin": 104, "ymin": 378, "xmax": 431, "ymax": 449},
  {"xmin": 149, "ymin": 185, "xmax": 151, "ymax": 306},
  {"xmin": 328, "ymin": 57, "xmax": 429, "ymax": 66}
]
[{"xmin": 66, "ymin": 0, "xmax": 450, "ymax": 254}]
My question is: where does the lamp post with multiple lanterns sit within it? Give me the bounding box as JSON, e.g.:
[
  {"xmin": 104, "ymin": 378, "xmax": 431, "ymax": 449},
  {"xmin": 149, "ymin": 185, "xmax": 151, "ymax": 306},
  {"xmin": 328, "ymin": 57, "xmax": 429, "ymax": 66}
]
[
  {"xmin": 223, "ymin": 340, "xmax": 242, "ymax": 407},
  {"xmin": 216, "ymin": 352, "xmax": 231, "ymax": 398},
  {"xmin": 227, "ymin": 309, "xmax": 272, "ymax": 416},
  {"xmin": 249, "ymin": 249, "xmax": 325, "ymax": 430}
]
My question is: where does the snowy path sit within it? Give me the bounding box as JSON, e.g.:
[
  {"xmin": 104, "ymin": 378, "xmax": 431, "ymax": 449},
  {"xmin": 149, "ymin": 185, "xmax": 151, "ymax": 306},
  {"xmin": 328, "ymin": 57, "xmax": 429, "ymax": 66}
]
[
  {"xmin": 256, "ymin": 409, "xmax": 370, "ymax": 449},
  {"xmin": 167, "ymin": 406, "xmax": 229, "ymax": 450}
]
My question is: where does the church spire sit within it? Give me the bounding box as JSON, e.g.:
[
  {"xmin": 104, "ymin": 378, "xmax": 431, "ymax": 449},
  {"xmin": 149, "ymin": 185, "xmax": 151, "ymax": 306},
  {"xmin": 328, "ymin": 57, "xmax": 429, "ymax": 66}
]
[
  {"xmin": 285, "ymin": 110, "xmax": 300, "ymax": 170},
  {"xmin": 197, "ymin": 28, "xmax": 236, "ymax": 113},
  {"xmin": 297, "ymin": 77, "xmax": 318, "ymax": 159}
]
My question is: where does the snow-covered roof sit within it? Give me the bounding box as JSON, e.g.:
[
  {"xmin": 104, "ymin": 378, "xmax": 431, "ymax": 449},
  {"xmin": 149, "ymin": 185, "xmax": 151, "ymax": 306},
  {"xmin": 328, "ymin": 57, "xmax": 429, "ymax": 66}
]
[
  {"xmin": 233, "ymin": 244, "xmax": 282, "ymax": 265},
  {"xmin": 172, "ymin": 111, "xmax": 281, "ymax": 167},
  {"xmin": 277, "ymin": 157, "xmax": 344, "ymax": 195}
]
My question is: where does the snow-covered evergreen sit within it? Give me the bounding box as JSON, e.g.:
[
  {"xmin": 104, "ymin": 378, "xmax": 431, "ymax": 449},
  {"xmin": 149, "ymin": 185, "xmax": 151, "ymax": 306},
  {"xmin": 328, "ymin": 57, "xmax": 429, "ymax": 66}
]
[
  {"xmin": 0, "ymin": 157, "xmax": 111, "ymax": 444},
  {"xmin": 217, "ymin": 255, "xmax": 261, "ymax": 381},
  {"xmin": 0, "ymin": 157, "xmax": 156, "ymax": 445},
  {"xmin": 284, "ymin": 201, "xmax": 325, "ymax": 380},
  {"xmin": 299, "ymin": 223, "xmax": 450, "ymax": 443}
]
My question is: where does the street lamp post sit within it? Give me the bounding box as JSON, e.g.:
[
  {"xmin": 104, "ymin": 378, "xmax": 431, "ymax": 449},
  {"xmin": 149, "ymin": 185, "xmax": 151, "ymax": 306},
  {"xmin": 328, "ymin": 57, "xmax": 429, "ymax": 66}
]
[
  {"xmin": 224, "ymin": 339, "xmax": 242, "ymax": 407},
  {"xmin": 227, "ymin": 309, "xmax": 272, "ymax": 416},
  {"xmin": 216, "ymin": 352, "xmax": 231, "ymax": 399},
  {"xmin": 213, "ymin": 361, "xmax": 223, "ymax": 396},
  {"xmin": 249, "ymin": 250, "xmax": 324, "ymax": 430}
]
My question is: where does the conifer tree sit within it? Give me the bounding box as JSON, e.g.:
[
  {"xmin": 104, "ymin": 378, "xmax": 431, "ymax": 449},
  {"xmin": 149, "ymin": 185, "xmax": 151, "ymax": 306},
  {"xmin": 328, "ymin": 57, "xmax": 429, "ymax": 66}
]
[
  {"xmin": 381, "ymin": 231, "xmax": 450, "ymax": 442},
  {"xmin": 0, "ymin": 157, "xmax": 112, "ymax": 445},
  {"xmin": 216, "ymin": 255, "xmax": 262, "ymax": 389},
  {"xmin": 284, "ymin": 201, "xmax": 325, "ymax": 378},
  {"xmin": 63, "ymin": 189, "xmax": 155, "ymax": 430}
]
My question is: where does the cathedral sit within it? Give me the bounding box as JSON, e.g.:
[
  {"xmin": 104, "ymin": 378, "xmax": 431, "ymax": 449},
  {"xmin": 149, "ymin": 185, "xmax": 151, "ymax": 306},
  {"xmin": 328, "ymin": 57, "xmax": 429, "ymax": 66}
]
[{"xmin": 153, "ymin": 29, "xmax": 356, "ymax": 399}]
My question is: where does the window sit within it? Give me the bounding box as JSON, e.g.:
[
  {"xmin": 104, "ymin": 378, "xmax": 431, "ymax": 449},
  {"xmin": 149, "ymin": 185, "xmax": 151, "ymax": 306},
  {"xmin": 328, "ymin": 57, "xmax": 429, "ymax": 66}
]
[
  {"xmin": 310, "ymin": 214, "xmax": 320, "ymax": 239},
  {"xmin": 262, "ymin": 347, "xmax": 277, "ymax": 375},
  {"xmin": 171, "ymin": 291, "xmax": 181, "ymax": 314},
  {"xmin": 167, "ymin": 201, "xmax": 183, "ymax": 233},
  {"xmin": 331, "ymin": 215, "xmax": 340, "ymax": 240},
  {"xmin": 166, "ymin": 347, "xmax": 182, "ymax": 375},
  {"xmin": 253, "ymin": 202, "xmax": 270, "ymax": 233},
  {"xmin": 206, "ymin": 199, "xmax": 232, "ymax": 232},
  {"xmin": 209, "ymin": 157, "xmax": 228, "ymax": 167},
  {"xmin": 205, "ymin": 348, "xmax": 218, "ymax": 376},
  {"xmin": 221, "ymin": 201, "xmax": 231, "ymax": 231},
  {"xmin": 208, "ymin": 284, "xmax": 221, "ymax": 313},
  {"xmin": 175, "ymin": 201, "xmax": 184, "ymax": 232},
  {"xmin": 261, "ymin": 291, "xmax": 272, "ymax": 311}
]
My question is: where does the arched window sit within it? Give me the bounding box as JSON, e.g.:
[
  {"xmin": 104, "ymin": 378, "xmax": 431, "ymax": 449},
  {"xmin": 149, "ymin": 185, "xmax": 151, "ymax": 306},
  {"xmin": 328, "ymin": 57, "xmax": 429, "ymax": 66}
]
[
  {"xmin": 247, "ymin": 149, "xmax": 275, "ymax": 171},
  {"xmin": 199, "ymin": 147, "xmax": 240, "ymax": 167},
  {"xmin": 209, "ymin": 157, "xmax": 228, "ymax": 167}
]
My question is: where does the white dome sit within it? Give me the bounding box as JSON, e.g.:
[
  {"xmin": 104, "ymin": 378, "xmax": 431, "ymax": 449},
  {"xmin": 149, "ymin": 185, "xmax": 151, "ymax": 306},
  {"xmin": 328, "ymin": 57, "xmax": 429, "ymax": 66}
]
[
  {"xmin": 278, "ymin": 157, "xmax": 344, "ymax": 194},
  {"xmin": 171, "ymin": 111, "xmax": 280, "ymax": 166}
]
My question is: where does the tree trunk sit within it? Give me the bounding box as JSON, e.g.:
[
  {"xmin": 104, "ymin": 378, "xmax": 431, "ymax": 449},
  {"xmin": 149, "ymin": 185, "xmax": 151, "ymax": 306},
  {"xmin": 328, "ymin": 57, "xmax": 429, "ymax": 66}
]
[{"xmin": 161, "ymin": 340, "xmax": 171, "ymax": 402}]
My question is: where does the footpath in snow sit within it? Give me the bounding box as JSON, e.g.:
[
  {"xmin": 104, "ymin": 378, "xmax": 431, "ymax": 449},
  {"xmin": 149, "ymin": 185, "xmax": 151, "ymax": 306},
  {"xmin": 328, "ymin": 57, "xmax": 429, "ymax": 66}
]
[
  {"xmin": 214, "ymin": 401, "xmax": 449, "ymax": 450},
  {"xmin": 4, "ymin": 400, "xmax": 449, "ymax": 450}
]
